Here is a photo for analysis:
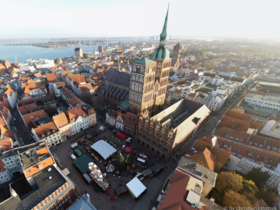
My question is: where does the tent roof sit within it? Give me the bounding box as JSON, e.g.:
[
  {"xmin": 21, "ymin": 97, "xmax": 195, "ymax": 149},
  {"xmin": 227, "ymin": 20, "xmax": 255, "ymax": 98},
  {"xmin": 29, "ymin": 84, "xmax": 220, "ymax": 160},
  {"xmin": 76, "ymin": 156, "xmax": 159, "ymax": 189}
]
[
  {"xmin": 116, "ymin": 132, "xmax": 128, "ymax": 140},
  {"xmin": 126, "ymin": 177, "xmax": 146, "ymax": 198},
  {"xmin": 91, "ymin": 140, "xmax": 117, "ymax": 160},
  {"xmin": 73, "ymin": 155, "xmax": 92, "ymax": 174}
]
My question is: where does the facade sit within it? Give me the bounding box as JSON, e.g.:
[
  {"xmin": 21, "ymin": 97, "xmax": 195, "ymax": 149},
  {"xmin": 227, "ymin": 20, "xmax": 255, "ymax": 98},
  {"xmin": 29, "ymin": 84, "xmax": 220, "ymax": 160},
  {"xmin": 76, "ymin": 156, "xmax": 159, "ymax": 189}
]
[
  {"xmin": 4, "ymin": 86, "xmax": 17, "ymax": 109},
  {"xmin": 31, "ymin": 122, "xmax": 62, "ymax": 147},
  {"xmin": 65, "ymin": 74, "xmax": 86, "ymax": 91},
  {"xmin": 123, "ymin": 112, "xmax": 138, "ymax": 135},
  {"xmin": 115, "ymin": 112, "xmax": 125, "ymax": 131},
  {"xmin": 75, "ymin": 47, "xmax": 83, "ymax": 58},
  {"xmin": 98, "ymin": 46, "xmax": 104, "ymax": 53},
  {"xmin": 129, "ymin": 10, "xmax": 171, "ymax": 114},
  {"xmin": 136, "ymin": 99, "xmax": 210, "ymax": 159},
  {"xmin": 106, "ymin": 111, "xmax": 118, "ymax": 126},
  {"xmin": 244, "ymin": 93, "xmax": 280, "ymax": 111},
  {"xmin": 81, "ymin": 104, "xmax": 96, "ymax": 126},
  {"xmin": 22, "ymin": 84, "xmax": 47, "ymax": 99},
  {"xmin": 66, "ymin": 107, "xmax": 89, "ymax": 135},
  {"xmin": 53, "ymin": 112, "xmax": 72, "ymax": 141}
]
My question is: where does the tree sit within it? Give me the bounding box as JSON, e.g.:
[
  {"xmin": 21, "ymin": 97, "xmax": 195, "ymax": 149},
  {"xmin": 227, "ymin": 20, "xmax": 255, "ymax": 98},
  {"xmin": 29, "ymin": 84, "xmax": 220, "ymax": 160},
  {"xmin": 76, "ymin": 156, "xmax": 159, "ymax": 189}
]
[
  {"xmin": 44, "ymin": 104, "xmax": 56, "ymax": 116},
  {"xmin": 81, "ymin": 91, "xmax": 94, "ymax": 107},
  {"xmin": 242, "ymin": 178, "xmax": 258, "ymax": 194},
  {"xmin": 215, "ymin": 172, "xmax": 243, "ymax": 194},
  {"xmin": 223, "ymin": 190, "xmax": 251, "ymax": 208},
  {"xmin": 115, "ymin": 153, "xmax": 125, "ymax": 172},
  {"xmin": 257, "ymin": 187, "xmax": 278, "ymax": 207},
  {"xmin": 247, "ymin": 167, "xmax": 270, "ymax": 187}
]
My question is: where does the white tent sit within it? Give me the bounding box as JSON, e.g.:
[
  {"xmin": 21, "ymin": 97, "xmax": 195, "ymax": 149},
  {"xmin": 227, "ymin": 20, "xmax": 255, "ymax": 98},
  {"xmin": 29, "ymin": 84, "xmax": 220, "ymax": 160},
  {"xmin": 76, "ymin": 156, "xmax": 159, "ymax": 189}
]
[
  {"xmin": 126, "ymin": 177, "xmax": 147, "ymax": 199},
  {"xmin": 91, "ymin": 140, "xmax": 117, "ymax": 160}
]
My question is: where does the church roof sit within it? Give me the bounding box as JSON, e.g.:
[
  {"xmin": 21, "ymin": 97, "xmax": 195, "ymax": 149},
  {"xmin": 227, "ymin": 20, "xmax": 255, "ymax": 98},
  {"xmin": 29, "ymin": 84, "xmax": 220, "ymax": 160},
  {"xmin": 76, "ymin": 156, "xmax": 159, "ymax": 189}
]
[{"xmin": 133, "ymin": 57, "xmax": 156, "ymax": 65}]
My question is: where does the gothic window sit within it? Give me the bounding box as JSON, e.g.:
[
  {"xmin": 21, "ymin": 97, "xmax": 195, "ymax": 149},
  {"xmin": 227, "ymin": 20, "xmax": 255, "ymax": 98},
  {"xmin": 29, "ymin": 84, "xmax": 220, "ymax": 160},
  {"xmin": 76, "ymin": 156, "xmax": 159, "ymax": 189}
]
[
  {"xmin": 139, "ymin": 84, "xmax": 142, "ymax": 92},
  {"xmin": 135, "ymin": 84, "xmax": 138, "ymax": 92},
  {"xmin": 132, "ymin": 74, "xmax": 135, "ymax": 80},
  {"xmin": 140, "ymin": 76, "xmax": 143, "ymax": 83},
  {"xmin": 131, "ymin": 83, "xmax": 134, "ymax": 90},
  {"xmin": 138, "ymin": 96, "xmax": 142, "ymax": 103},
  {"xmin": 158, "ymin": 62, "xmax": 161, "ymax": 68},
  {"xmin": 133, "ymin": 66, "xmax": 136, "ymax": 72},
  {"xmin": 141, "ymin": 67, "xmax": 144, "ymax": 73}
]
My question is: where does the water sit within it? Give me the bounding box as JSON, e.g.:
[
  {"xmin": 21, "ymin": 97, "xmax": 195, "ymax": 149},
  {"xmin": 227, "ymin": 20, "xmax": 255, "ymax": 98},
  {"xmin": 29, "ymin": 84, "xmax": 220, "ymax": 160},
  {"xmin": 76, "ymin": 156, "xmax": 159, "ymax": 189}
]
[{"xmin": 0, "ymin": 37, "xmax": 150, "ymax": 63}]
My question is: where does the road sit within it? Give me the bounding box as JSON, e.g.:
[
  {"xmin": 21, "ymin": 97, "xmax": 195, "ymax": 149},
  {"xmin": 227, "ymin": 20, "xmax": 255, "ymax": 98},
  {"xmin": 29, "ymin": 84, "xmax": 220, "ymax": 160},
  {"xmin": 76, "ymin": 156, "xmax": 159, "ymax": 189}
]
[{"xmin": 12, "ymin": 109, "xmax": 36, "ymax": 146}]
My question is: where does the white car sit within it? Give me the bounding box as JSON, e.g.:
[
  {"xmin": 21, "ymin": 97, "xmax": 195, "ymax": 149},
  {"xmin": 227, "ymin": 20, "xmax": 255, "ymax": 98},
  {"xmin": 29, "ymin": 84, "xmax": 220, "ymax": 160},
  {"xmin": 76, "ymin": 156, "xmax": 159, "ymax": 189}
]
[{"xmin": 71, "ymin": 154, "xmax": 77, "ymax": 160}]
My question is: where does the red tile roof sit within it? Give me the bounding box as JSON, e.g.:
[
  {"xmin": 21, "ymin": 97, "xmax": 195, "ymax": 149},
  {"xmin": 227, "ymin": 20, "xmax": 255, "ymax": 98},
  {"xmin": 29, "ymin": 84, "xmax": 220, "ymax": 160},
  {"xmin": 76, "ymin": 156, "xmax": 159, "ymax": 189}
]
[
  {"xmin": 67, "ymin": 107, "xmax": 87, "ymax": 123},
  {"xmin": 46, "ymin": 73, "xmax": 59, "ymax": 83},
  {"xmin": 33, "ymin": 122, "xmax": 59, "ymax": 140},
  {"xmin": 53, "ymin": 112, "xmax": 69, "ymax": 128}
]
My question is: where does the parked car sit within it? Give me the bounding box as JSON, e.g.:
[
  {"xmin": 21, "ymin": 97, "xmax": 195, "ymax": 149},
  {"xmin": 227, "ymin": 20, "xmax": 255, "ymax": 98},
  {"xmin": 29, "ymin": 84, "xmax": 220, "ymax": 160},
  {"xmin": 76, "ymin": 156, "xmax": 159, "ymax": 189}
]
[{"xmin": 71, "ymin": 154, "xmax": 77, "ymax": 160}]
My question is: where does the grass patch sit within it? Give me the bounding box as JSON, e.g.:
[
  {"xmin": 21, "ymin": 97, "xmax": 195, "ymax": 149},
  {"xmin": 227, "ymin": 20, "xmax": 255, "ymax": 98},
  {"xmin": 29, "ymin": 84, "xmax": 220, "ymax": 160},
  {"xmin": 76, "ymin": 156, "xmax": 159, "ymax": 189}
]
[
  {"xmin": 196, "ymin": 88, "xmax": 210, "ymax": 94},
  {"xmin": 205, "ymin": 84, "xmax": 217, "ymax": 88},
  {"xmin": 191, "ymin": 85, "xmax": 199, "ymax": 89}
]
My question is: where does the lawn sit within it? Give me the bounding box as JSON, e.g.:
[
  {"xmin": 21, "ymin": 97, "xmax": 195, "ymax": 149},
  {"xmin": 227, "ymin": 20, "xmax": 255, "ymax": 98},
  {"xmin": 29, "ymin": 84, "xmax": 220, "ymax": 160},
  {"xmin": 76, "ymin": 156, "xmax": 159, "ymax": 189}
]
[
  {"xmin": 191, "ymin": 85, "xmax": 200, "ymax": 89},
  {"xmin": 196, "ymin": 88, "xmax": 210, "ymax": 94},
  {"xmin": 205, "ymin": 84, "xmax": 217, "ymax": 88}
]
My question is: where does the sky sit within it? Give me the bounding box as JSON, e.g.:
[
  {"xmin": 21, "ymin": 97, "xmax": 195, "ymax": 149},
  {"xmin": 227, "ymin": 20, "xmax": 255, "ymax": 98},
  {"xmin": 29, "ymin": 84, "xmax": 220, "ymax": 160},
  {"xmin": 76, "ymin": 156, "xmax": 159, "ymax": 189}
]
[{"xmin": 0, "ymin": 0, "xmax": 279, "ymax": 39}]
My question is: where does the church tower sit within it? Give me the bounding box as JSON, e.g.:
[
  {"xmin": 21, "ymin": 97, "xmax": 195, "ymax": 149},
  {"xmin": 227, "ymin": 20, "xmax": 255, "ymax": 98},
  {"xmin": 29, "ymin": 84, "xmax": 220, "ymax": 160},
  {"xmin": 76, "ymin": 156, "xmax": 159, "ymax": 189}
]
[
  {"xmin": 150, "ymin": 5, "xmax": 172, "ymax": 110},
  {"xmin": 128, "ymin": 5, "xmax": 171, "ymax": 114}
]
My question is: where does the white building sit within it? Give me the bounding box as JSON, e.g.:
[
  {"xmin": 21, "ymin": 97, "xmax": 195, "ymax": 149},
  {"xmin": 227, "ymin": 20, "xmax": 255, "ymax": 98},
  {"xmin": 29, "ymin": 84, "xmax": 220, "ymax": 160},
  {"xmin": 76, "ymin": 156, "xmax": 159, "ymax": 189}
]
[
  {"xmin": 31, "ymin": 122, "xmax": 62, "ymax": 148},
  {"xmin": 33, "ymin": 59, "xmax": 55, "ymax": 69},
  {"xmin": 260, "ymin": 119, "xmax": 280, "ymax": 139},
  {"xmin": 18, "ymin": 63, "xmax": 36, "ymax": 72},
  {"xmin": 66, "ymin": 107, "xmax": 90, "ymax": 135},
  {"xmin": 244, "ymin": 94, "xmax": 280, "ymax": 111}
]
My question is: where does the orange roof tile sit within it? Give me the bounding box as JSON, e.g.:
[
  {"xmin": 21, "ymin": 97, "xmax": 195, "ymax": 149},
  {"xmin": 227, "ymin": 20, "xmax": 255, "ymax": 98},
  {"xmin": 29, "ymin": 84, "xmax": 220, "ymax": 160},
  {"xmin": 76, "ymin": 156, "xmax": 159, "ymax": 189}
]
[
  {"xmin": 53, "ymin": 112, "xmax": 69, "ymax": 128},
  {"xmin": 225, "ymin": 110, "xmax": 252, "ymax": 121},
  {"xmin": 18, "ymin": 104, "xmax": 36, "ymax": 112},
  {"xmin": 0, "ymin": 138, "xmax": 12, "ymax": 151},
  {"xmin": 33, "ymin": 122, "xmax": 59, "ymax": 140},
  {"xmin": 46, "ymin": 73, "xmax": 58, "ymax": 83},
  {"xmin": 68, "ymin": 74, "xmax": 86, "ymax": 84},
  {"xmin": 67, "ymin": 107, "xmax": 87, "ymax": 123},
  {"xmin": 188, "ymin": 148, "xmax": 216, "ymax": 171},
  {"xmin": 22, "ymin": 110, "xmax": 47, "ymax": 125}
]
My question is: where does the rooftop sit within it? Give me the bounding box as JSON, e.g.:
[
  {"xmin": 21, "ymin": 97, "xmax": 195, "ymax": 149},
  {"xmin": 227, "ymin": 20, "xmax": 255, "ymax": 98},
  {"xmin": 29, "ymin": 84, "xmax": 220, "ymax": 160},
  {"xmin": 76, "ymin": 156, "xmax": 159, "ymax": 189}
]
[
  {"xmin": 245, "ymin": 93, "xmax": 280, "ymax": 104},
  {"xmin": 177, "ymin": 156, "xmax": 217, "ymax": 186},
  {"xmin": 33, "ymin": 122, "xmax": 59, "ymax": 140}
]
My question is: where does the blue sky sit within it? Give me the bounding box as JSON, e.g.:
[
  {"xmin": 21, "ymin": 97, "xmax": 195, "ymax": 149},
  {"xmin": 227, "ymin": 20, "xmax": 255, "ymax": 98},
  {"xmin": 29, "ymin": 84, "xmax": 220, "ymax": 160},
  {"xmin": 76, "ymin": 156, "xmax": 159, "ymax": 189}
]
[{"xmin": 0, "ymin": 0, "xmax": 279, "ymax": 39}]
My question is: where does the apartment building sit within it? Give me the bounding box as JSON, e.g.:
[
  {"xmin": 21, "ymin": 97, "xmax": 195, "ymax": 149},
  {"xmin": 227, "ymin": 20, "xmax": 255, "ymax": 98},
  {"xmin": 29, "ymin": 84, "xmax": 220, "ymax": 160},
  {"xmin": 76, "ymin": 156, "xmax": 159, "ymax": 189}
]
[
  {"xmin": 31, "ymin": 122, "xmax": 62, "ymax": 147},
  {"xmin": 66, "ymin": 107, "xmax": 89, "ymax": 135},
  {"xmin": 53, "ymin": 112, "xmax": 72, "ymax": 141},
  {"xmin": 81, "ymin": 104, "xmax": 96, "ymax": 127},
  {"xmin": 244, "ymin": 93, "xmax": 280, "ymax": 111}
]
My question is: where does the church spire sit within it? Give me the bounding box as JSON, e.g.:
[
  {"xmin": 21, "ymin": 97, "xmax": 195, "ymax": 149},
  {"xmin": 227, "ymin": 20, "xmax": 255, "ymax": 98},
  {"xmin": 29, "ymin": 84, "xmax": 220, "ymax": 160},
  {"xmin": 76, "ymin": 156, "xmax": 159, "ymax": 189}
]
[{"xmin": 159, "ymin": 4, "xmax": 169, "ymax": 46}]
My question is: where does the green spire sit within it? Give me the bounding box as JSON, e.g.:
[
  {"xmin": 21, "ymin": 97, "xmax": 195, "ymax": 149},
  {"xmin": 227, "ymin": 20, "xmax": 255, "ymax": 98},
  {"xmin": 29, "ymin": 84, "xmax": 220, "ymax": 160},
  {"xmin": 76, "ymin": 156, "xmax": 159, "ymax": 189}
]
[{"xmin": 159, "ymin": 4, "xmax": 169, "ymax": 46}]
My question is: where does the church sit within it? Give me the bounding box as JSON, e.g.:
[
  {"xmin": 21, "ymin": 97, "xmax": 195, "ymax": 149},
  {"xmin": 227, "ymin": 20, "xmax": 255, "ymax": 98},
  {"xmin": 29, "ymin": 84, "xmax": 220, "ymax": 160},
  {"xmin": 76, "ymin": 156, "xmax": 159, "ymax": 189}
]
[{"xmin": 98, "ymin": 6, "xmax": 171, "ymax": 115}]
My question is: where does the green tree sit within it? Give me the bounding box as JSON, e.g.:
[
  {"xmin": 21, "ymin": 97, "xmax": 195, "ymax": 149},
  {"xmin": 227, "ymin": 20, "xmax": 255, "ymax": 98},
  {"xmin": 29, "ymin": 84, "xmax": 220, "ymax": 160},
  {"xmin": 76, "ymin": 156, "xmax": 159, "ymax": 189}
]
[
  {"xmin": 44, "ymin": 104, "xmax": 56, "ymax": 116},
  {"xmin": 215, "ymin": 172, "xmax": 243, "ymax": 194},
  {"xmin": 223, "ymin": 190, "xmax": 251, "ymax": 208},
  {"xmin": 81, "ymin": 91, "xmax": 93, "ymax": 107},
  {"xmin": 256, "ymin": 187, "xmax": 278, "ymax": 207},
  {"xmin": 247, "ymin": 167, "xmax": 270, "ymax": 187},
  {"xmin": 242, "ymin": 178, "xmax": 259, "ymax": 194},
  {"xmin": 115, "ymin": 153, "xmax": 125, "ymax": 171}
]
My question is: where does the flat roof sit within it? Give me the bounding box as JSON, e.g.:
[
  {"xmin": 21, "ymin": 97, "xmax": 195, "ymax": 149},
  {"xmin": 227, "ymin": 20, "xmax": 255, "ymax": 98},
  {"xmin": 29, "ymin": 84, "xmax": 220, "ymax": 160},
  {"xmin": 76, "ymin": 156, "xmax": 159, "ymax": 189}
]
[
  {"xmin": 10, "ymin": 165, "xmax": 70, "ymax": 210},
  {"xmin": 73, "ymin": 155, "xmax": 92, "ymax": 174},
  {"xmin": 126, "ymin": 177, "xmax": 146, "ymax": 198},
  {"xmin": 177, "ymin": 156, "xmax": 217, "ymax": 186},
  {"xmin": 90, "ymin": 140, "xmax": 117, "ymax": 160}
]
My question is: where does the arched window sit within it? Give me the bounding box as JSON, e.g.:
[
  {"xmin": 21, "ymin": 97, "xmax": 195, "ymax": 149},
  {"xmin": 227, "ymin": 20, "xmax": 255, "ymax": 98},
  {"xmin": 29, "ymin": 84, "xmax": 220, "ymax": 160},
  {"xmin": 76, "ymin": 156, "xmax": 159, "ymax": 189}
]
[
  {"xmin": 131, "ymin": 83, "xmax": 134, "ymax": 90},
  {"xmin": 135, "ymin": 84, "xmax": 138, "ymax": 92},
  {"xmin": 138, "ymin": 96, "xmax": 142, "ymax": 102},
  {"xmin": 140, "ymin": 76, "xmax": 143, "ymax": 83},
  {"xmin": 139, "ymin": 84, "xmax": 142, "ymax": 92},
  {"xmin": 141, "ymin": 67, "xmax": 144, "ymax": 73},
  {"xmin": 133, "ymin": 66, "xmax": 136, "ymax": 72},
  {"xmin": 132, "ymin": 74, "xmax": 135, "ymax": 80}
]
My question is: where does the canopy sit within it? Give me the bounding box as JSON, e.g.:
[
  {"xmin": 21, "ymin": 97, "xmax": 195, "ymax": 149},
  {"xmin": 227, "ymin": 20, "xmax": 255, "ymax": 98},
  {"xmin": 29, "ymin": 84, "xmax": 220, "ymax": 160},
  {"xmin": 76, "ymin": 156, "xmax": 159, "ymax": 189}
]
[
  {"xmin": 116, "ymin": 132, "xmax": 128, "ymax": 140},
  {"xmin": 125, "ymin": 146, "xmax": 132, "ymax": 152},
  {"xmin": 126, "ymin": 177, "xmax": 147, "ymax": 199},
  {"xmin": 91, "ymin": 140, "xmax": 117, "ymax": 160}
]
